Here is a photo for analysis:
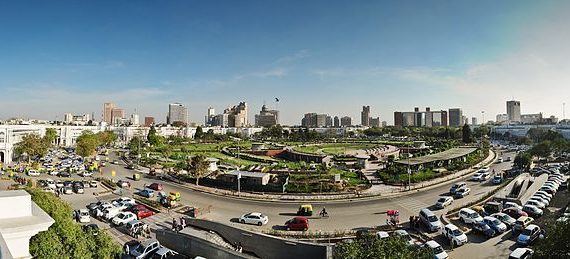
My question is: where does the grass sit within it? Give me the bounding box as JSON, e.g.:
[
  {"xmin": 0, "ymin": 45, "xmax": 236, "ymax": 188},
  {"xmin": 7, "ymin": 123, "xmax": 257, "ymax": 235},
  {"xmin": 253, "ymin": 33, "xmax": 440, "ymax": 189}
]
[{"xmin": 294, "ymin": 143, "xmax": 379, "ymax": 155}]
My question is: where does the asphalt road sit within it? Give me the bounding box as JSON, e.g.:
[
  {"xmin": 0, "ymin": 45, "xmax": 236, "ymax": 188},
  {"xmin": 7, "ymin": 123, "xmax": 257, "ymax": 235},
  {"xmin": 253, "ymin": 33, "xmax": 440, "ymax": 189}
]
[{"xmin": 98, "ymin": 150, "xmax": 516, "ymax": 233}]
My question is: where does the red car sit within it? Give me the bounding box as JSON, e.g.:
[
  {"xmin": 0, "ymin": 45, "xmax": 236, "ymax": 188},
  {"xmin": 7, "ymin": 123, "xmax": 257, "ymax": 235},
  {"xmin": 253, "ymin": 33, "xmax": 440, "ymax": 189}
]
[
  {"xmin": 132, "ymin": 207, "xmax": 155, "ymax": 220},
  {"xmin": 503, "ymin": 207, "xmax": 528, "ymax": 219},
  {"xmin": 148, "ymin": 183, "xmax": 163, "ymax": 191},
  {"xmin": 285, "ymin": 216, "xmax": 309, "ymax": 231}
]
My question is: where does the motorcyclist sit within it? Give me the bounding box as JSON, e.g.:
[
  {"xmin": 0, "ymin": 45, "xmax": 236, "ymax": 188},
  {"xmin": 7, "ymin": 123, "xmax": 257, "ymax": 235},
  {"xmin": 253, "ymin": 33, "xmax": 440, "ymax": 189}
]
[{"xmin": 320, "ymin": 207, "xmax": 328, "ymax": 217}]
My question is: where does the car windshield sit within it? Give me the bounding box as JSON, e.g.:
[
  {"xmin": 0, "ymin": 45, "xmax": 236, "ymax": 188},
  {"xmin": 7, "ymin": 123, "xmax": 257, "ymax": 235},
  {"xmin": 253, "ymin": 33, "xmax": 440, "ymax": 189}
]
[
  {"xmin": 134, "ymin": 245, "xmax": 145, "ymax": 254},
  {"xmin": 452, "ymin": 229, "xmax": 463, "ymax": 236},
  {"xmin": 428, "ymin": 216, "xmax": 438, "ymax": 222},
  {"xmin": 469, "ymin": 213, "xmax": 479, "ymax": 218},
  {"xmin": 433, "ymin": 246, "xmax": 444, "ymax": 254},
  {"xmin": 491, "ymin": 219, "xmax": 500, "ymax": 225},
  {"xmin": 521, "ymin": 229, "xmax": 532, "ymax": 236},
  {"xmin": 438, "ymin": 198, "xmax": 446, "ymax": 202}
]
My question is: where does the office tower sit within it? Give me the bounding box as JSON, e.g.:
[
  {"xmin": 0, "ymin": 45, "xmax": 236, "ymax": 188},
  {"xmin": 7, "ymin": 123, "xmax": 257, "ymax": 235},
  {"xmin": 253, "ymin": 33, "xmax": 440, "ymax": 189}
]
[
  {"xmin": 144, "ymin": 117, "xmax": 155, "ymax": 127},
  {"xmin": 471, "ymin": 117, "xmax": 477, "ymax": 125},
  {"xmin": 370, "ymin": 117, "xmax": 380, "ymax": 127},
  {"xmin": 340, "ymin": 116, "xmax": 352, "ymax": 127},
  {"xmin": 361, "ymin": 106, "xmax": 371, "ymax": 126},
  {"xmin": 301, "ymin": 113, "xmax": 328, "ymax": 128},
  {"xmin": 103, "ymin": 102, "xmax": 115, "ymax": 124},
  {"xmin": 381, "ymin": 121, "xmax": 387, "ymax": 127},
  {"xmin": 449, "ymin": 108, "xmax": 463, "ymax": 127},
  {"xmin": 130, "ymin": 114, "xmax": 140, "ymax": 126},
  {"xmin": 507, "ymin": 100, "xmax": 521, "ymax": 122},
  {"xmin": 111, "ymin": 108, "xmax": 125, "ymax": 125},
  {"xmin": 333, "ymin": 116, "xmax": 340, "ymax": 127},
  {"xmin": 167, "ymin": 103, "xmax": 188, "ymax": 125},
  {"xmin": 205, "ymin": 107, "xmax": 216, "ymax": 126},
  {"xmin": 254, "ymin": 105, "xmax": 279, "ymax": 127}
]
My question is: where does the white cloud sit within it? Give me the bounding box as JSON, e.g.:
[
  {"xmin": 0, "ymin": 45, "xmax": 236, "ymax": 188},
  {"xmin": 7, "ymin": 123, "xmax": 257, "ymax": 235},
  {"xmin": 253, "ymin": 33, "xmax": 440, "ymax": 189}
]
[{"xmin": 275, "ymin": 49, "xmax": 310, "ymax": 64}]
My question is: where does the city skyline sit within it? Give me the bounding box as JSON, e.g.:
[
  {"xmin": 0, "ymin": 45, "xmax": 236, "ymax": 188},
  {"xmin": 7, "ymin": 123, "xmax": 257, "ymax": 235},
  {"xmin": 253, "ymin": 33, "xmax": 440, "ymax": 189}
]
[{"xmin": 1, "ymin": 1, "xmax": 570, "ymax": 124}]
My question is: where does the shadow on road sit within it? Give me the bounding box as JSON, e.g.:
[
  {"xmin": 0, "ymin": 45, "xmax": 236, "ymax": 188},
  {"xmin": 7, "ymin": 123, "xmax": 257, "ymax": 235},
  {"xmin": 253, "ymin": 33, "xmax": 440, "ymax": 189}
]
[
  {"xmin": 278, "ymin": 212, "xmax": 298, "ymax": 216},
  {"xmin": 229, "ymin": 218, "xmax": 240, "ymax": 223},
  {"xmin": 272, "ymin": 225, "xmax": 287, "ymax": 230}
]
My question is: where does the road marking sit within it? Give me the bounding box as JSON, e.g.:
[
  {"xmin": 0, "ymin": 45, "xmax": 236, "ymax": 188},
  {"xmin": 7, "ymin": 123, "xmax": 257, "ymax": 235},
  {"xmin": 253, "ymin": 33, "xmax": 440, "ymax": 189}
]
[{"xmin": 388, "ymin": 197, "xmax": 430, "ymax": 214}]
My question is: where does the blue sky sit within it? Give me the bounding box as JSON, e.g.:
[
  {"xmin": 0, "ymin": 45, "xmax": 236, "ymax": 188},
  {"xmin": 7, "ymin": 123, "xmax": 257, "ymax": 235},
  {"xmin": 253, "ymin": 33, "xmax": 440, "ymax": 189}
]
[{"xmin": 1, "ymin": 0, "xmax": 569, "ymax": 125}]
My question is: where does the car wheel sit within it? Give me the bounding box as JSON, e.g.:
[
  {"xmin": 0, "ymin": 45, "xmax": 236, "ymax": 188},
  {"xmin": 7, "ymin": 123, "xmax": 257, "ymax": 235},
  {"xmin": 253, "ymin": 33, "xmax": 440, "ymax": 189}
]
[
  {"xmin": 240, "ymin": 219, "xmax": 245, "ymax": 224},
  {"xmin": 286, "ymin": 227, "xmax": 290, "ymax": 231},
  {"xmin": 257, "ymin": 222, "xmax": 262, "ymax": 226},
  {"xmin": 303, "ymin": 227, "xmax": 308, "ymax": 231}
]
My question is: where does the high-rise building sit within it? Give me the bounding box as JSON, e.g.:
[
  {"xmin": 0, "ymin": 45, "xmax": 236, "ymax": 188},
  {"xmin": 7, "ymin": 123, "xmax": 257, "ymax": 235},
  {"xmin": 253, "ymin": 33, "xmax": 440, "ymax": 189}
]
[
  {"xmin": 381, "ymin": 121, "xmax": 388, "ymax": 127},
  {"xmin": 449, "ymin": 108, "xmax": 463, "ymax": 127},
  {"xmin": 301, "ymin": 113, "xmax": 327, "ymax": 128},
  {"xmin": 471, "ymin": 117, "xmax": 477, "ymax": 125},
  {"xmin": 130, "ymin": 114, "xmax": 140, "ymax": 126},
  {"xmin": 205, "ymin": 107, "xmax": 216, "ymax": 126},
  {"xmin": 167, "ymin": 103, "xmax": 188, "ymax": 125},
  {"xmin": 340, "ymin": 116, "xmax": 352, "ymax": 127},
  {"xmin": 254, "ymin": 105, "xmax": 279, "ymax": 127},
  {"xmin": 507, "ymin": 100, "xmax": 521, "ymax": 123},
  {"xmin": 370, "ymin": 117, "xmax": 380, "ymax": 127},
  {"xmin": 144, "ymin": 117, "xmax": 155, "ymax": 127},
  {"xmin": 111, "ymin": 108, "xmax": 125, "ymax": 125},
  {"xmin": 103, "ymin": 102, "xmax": 115, "ymax": 124},
  {"xmin": 361, "ymin": 106, "xmax": 370, "ymax": 126},
  {"xmin": 496, "ymin": 114, "xmax": 508, "ymax": 123},
  {"xmin": 325, "ymin": 116, "xmax": 333, "ymax": 127},
  {"xmin": 333, "ymin": 116, "xmax": 340, "ymax": 127}
]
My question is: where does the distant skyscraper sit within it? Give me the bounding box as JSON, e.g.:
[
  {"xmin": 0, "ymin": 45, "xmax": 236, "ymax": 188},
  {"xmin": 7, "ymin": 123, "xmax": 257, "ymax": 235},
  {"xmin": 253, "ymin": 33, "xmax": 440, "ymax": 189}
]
[
  {"xmin": 507, "ymin": 100, "xmax": 521, "ymax": 123},
  {"xmin": 103, "ymin": 102, "xmax": 115, "ymax": 124},
  {"xmin": 496, "ymin": 114, "xmax": 508, "ymax": 123},
  {"xmin": 449, "ymin": 108, "xmax": 463, "ymax": 127},
  {"xmin": 361, "ymin": 106, "xmax": 371, "ymax": 126},
  {"xmin": 111, "ymin": 108, "xmax": 125, "ymax": 125},
  {"xmin": 205, "ymin": 107, "xmax": 216, "ymax": 126},
  {"xmin": 144, "ymin": 117, "xmax": 155, "ymax": 127},
  {"xmin": 340, "ymin": 116, "xmax": 352, "ymax": 127},
  {"xmin": 301, "ymin": 113, "xmax": 327, "ymax": 128},
  {"xmin": 130, "ymin": 113, "xmax": 140, "ymax": 126},
  {"xmin": 325, "ymin": 116, "xmax": 333, "ymax": 127},
  {"xmin": 471, "ymin": 117, "xmax": 477, "ymax": 125},
  {"xmin": 167, "ymin": 103, "xmax": 188, "ymax": 125},
  {"xmin": 254, "ymin": 105, "xmax": 279, "ymax": 127},
  {"xmin": 381, "ymin": 121, "xmax": 388, "ymax": 127},
  {"xmin": 333, "ymin": 116, "xmax": 340, "ymax": 127},
  {"xmin": 369, "ymin": 117, "xmax": 380, "ymax": 127}
]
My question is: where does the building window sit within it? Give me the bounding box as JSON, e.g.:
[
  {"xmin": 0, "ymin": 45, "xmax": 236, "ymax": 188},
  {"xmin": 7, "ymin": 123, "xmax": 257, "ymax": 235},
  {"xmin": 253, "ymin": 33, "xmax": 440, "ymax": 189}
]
[{"xmin": 0, "ymin": 132, "xmax": 5, "ymax": 143}]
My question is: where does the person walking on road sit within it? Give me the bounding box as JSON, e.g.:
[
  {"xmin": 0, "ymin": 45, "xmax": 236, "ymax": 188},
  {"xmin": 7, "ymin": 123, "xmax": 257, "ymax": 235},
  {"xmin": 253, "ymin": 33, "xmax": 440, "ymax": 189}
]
[{"xmin": 172, "ymin": 218, "xmax": 178, "ymax": 232}]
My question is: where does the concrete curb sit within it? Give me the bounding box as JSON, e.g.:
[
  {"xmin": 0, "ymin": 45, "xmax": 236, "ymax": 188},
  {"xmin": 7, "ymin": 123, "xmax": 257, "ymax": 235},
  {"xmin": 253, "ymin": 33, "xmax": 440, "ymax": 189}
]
[{"xmin": 154, "ymin": 149, "xmax": 497, "ymax": 203}]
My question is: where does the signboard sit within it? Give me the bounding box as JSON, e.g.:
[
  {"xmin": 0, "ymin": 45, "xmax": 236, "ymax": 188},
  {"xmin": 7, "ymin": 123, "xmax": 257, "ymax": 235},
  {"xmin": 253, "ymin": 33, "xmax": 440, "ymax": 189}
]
[{"xmin": 334, "ymin": 174, "xmax": 341, "ymax": 182}]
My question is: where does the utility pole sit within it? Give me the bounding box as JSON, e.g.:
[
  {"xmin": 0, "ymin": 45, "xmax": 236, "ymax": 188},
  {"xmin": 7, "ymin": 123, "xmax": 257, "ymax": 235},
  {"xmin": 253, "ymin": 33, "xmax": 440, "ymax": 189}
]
[{"xmin": 407, "ymin": 141, "xmax": 411, "ymax": 191}]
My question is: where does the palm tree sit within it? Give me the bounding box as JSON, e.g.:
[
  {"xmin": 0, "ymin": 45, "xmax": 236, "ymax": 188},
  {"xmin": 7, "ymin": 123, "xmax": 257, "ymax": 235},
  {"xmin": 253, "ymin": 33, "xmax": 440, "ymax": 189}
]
[{"xmin": 187, "ymin": 154, "xmax": 209, "ymax": 186}]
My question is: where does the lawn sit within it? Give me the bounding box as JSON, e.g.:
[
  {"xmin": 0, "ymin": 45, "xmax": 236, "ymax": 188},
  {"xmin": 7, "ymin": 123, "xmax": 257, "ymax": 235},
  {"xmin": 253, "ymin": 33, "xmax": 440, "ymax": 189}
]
[{"xmin": 293, "ymin": 143, "xmax": 378, "ymax": 155}]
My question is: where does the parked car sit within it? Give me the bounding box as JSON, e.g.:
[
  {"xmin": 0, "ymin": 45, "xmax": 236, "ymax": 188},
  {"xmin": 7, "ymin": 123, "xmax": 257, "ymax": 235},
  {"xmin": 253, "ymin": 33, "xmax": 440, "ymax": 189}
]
[
  {"xmin": 483, "ymin": 216, "xmax": 507, "ymax": 233},
  {"xmin": 73, "ymin": 184, "xmax": 84, "ymax": 194},
  {"xmin": 492, "ymin": 175, "xmax": 503, "ymax": 184},
  {"xmin": 132, "ymin": 207, "xmax": 155, "ymax": 220},
  {"xmin": 81, "ymin": 171, "xmax": 94, "ymax": 177},
  {"xmin": 522, "ymin": 205, "xmax": 543, "ymax": 218},
  {"xmin": 82, "ymin": 224, "xmax": 99, "ymax": 236},
  {"xmin": 27, "ymin": 170, "xmax": 40, "ymax": 176},
  {"xmin": 459, "ymin": 208, "xmax": 483, "ymax": 224},
  {"xmin": 483, "ymin": 202, "xmax": 503, "ymax": 214},
  {"xmin": 240, "ymin": 212, "xmax": 269, "ymax": 226},
  {"xmin": 59, "ymin": 172, "xmax": 71, "ymax": 177},
  {"xmin": 442, "ymin": 224, "xmax": 468, "ymax": 247},
  {"xmin": 285, "ymin": 216, "xmax": 309, "ymax": 231},
  {"xmin": 509, "ymin": 248, "xmax": 534, "ymax": 259},
  {"xmin": 503, "ymin": 207, "xmax": 528, "ymax": 219},
  {"xmin": 112, "ymin": 212, "xmax": 137, "ymax": 226},
  {"xmin": 78, "ymin": 209, "xmax": 91, "ymax": 223},
  {"xmin": 393, "ymin": 230, "xmax": 420, "ymax": 246},
  {"xmin": 435, "ymin": 196, "xmax": 453, "ymax": 209},
  {"xmin": 472, "ymin": 221, "xmax": 496, "ymax": 237},
  {"xmin": 513, "ymin": 216, "xmax": 535, "ymax": 233},
  {"xmin": 113, "ymin": 197, "xmax": 136, "ymax": 206},
  {"xmin": 131, "ymin": 239, "xmax": 161, "ymax": 259},
  {"xmin": 419, "ymin": 208, "xmax": 442, "ymax": 232},
  {"xmin": 376, "ymin": 231, "xmax": 389, "ymax": 240},
  {"xmin": 103, "ymin": 207, "xmax": 123, "ymax": 221},
  {"xmin": 139, "ymin": 189, "xmax": 155, "ymax": 198},
  {"xmin": 148, "ymin": 183, "xmax": 163, "ymax": 191},
  {"xmin": 517, "ymin": 224, "xmax": 542, "ymax": 246},
  {"xmin": 90, "ymin": 181, "xmax": 98, "ymax": 188},
  {"xmin": 125, "ymin": 220, "xmax": 149, "ymax": 234},
  {"xmin": 529, "ymin": 196, "xmax": 549, "ymax": 207},
  {"xmin": 117, "ymin": 180, "xmax": 130, "ymax": 188},
  {"xmin": 454, "ymin": 188, "xmax": 471, "ymax": 198},
  {"xmin": 424, "ymin": 240, "xmax": 448, "ymax": 259},
  {"xmin": 491, "ymin": 213, "xmax": 516, "ymax": 228},
  {"xmin": 449, "ymin": 182, "xmax": 467, "ymax": 195},
  {"xmin": 471, "ymin": 173, "xmax": 484, "ymax": 181},
  {"xmin": 64, "ymin": 186, "xmax": 73, "ymax": 194}
]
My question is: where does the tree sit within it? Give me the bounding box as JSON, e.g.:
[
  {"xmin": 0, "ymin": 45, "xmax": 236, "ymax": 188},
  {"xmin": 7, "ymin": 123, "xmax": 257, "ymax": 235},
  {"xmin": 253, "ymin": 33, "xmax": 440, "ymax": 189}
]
[
  {"xmin": 128, "ymin": 136, "xmax": 143, "ymax": 155},
  {"xmin": 14, "ymin": 133, "xmax": 49, "ymax": 162},
  {"xmin": 44, "ymin": 128, "xmax": 58, "ymax": 146},
  {"xmin": 75, "ymin": 131, "xmax": 100, "ymax": 158},
  {"xmin": 194, "ymin": 126, "xmax": 204, "ymax": 140},
  {"xmin": 534, "ymin": 220, "xmax": 570, "ymax": 258},
  {"xmin": 529, "ymin": 141, "xmax": 552, "ymax": 163},
  {"xmin": 461, "ymin": 124, "xmax": 472, "ymax": 143},
  {"xmin": 171, "ymin": 121, "xmax": 187, "ymax": 127},
  {"xmin": 514, "ymin": 152, "xmax": 532, "ymax": 171},
  {"xmin": 147, "ymin": 126, "xmax": 163, "ymax": 146},
  {"xmin": 96, "ymin": 130, "xmax": 117, "ymax": 147},
  {"xmin": 187, "ymin": 154, "xmax": 209, "ymax": 186},
  {"xmin": 334, "ymin": 235, "xmax": 433, "ymax": 259},
  {"xmin": 27, "ymin": 188, "xmax": 121, "ymax": 258}
]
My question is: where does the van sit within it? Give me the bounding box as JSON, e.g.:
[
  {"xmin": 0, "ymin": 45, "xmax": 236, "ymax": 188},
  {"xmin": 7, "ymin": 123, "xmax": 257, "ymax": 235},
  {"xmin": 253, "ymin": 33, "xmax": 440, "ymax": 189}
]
[
  {"xmin": 103, "ymin": 207, "xmax": 122, "ymax": 221},
  {"xmin": 449, "ymin": 182, "xmax": 467, "ymax": 195},
  {"xmin": 513, "ymin": 216, "xmax": 534, "ymax": 232},
  {"xmin": 419, "ymin": 208, "xmax": 442, "ymax": 232}
]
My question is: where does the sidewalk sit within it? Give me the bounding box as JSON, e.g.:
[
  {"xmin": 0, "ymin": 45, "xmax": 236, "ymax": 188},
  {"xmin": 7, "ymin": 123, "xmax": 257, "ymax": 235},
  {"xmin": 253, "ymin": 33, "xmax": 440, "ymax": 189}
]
[{"xmin": 145, "ymin": 149, "xmax": 496, "ymax": 202}]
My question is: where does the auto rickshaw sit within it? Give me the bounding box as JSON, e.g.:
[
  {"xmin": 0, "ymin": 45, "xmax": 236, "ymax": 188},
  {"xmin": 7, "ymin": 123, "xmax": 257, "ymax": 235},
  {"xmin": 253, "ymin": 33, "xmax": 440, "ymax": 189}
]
[
  {"xmin": 472, "ymin": 205, "xmax": 487, "ymax": 216},
  {"xmin": 168, "ymin": 192, "xmax": 181, "ymax": 202},
  {"xmin": 297, "ymin": 204, "xmax": 313, "ymax": 216}
]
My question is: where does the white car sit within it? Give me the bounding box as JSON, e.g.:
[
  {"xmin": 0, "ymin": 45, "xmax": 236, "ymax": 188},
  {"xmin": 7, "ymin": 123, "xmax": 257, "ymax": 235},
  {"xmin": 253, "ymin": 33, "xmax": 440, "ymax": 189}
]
[
  {"xmin": 509, "ymin": 248, "xmax": 534, "ymax": 259},
  {"xmin": 112, "ymin": 212, "xmax": 137, "ymax": 226},
  {"xmin": 82, "ymin": 171, "xmax": 94, "ymax": 177},
  {"xmin": 535, "ymin": 191, "xmax": 553, "ymax": 199},
  {"xmin": 459, "ymin": 208, "xmax": 483, "ymax": 224},
  {"xmin": 27, "ymin": 170, "xmax": 40, "ymax": 176},
  {"xmin": 239, "ymin": 212, "xmax": 269, "ymax": 226},
  {"xmin": 529, "ymin": 196, "xmax": 549, "ymax": 206},
  {"xmin": 78, "ymin": 209, "xmax": 91, "ymax": 223},
  {"xmin": 424, "ymin": 240, "xmax": 448, "ymax": 259},
  {"xmin": 435, "ymin": 196, "xmax": 454, "ymax": 209},
  {"xmin": 525, "ymin": 200, "xmax": 545, "ymax": 209},
  {"xmin": 442, "ymin": 224, "xmax": 468, "ymax": 247},
  {"xmin": 454, "ymin": 188, "xmax": 470, "ymax": 198},
  {"xmin": 49, "ymin": 171, "xmax": 60, "ymax": 176},
  {"xmin": 45, "ymin": 179, "xmax": 56, "ymax": 189},
  {"xmin": 112, "ymin": 197, "xmax": 136, "ymax": 207},
  {"xmin": 504, "ymin": 201, "xmax": 522, "ymax": 210},
  {"xmin": 471, "ymin": 173, "xmax": 483, "ymax": 181}
]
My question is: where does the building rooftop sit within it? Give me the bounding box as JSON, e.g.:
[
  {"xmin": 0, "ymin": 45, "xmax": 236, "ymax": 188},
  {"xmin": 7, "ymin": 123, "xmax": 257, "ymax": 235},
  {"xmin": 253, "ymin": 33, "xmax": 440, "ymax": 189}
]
[{"xmin": 225, "ymin": 170, "xmax": 268, "ymax": 178}]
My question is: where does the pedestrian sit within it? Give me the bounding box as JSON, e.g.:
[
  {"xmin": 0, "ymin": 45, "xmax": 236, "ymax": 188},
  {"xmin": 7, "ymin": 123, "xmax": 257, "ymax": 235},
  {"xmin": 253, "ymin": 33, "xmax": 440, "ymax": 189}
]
[
  {"xmin": 238, "ymin": 242, "xmax": 243, "ymax": 253},
  {"xmin": 180, "ymin": 217, "xmax": 186, "ymax": 230},
  {"xmin": 409, "ymin": 216, "xmax": 414, "ymax": 229},
  {"xmin": 172, "ymin": 218, "xmax": 178, "ymax": 232},
  {"xmin": 124, "ymin": 244, "xmax": 130, "ymax": 255}
]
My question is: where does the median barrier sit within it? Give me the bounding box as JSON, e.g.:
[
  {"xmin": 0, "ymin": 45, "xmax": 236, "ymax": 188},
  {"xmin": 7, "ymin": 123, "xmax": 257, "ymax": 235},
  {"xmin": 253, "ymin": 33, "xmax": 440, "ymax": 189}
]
[
  {"xmin": 155, "ymin": 229, "xmax": 253, "ymax": 259},
  {"xmin": 186, "ymin": 218, "xmax": 332, "ymax": 259}
]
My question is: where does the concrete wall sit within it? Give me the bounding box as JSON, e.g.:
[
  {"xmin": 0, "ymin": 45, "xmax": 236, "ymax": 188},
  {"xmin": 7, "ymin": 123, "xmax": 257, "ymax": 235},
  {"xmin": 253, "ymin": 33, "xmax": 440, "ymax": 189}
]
[
  {"xmin": 187, "ymin": 218, "xmax": 332, "ymax": 259},
  {"xmin": 155, "ymin": 229, "xmax": 252, "ymax": 259}
]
